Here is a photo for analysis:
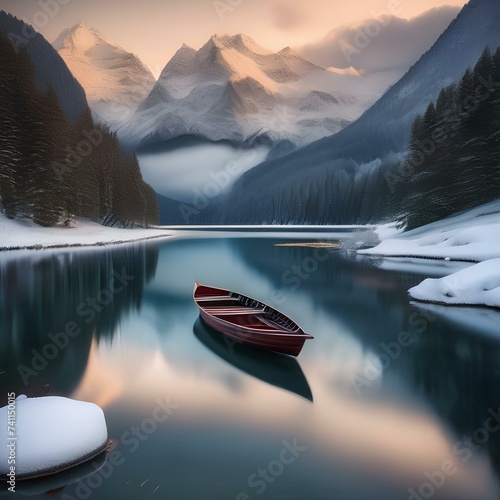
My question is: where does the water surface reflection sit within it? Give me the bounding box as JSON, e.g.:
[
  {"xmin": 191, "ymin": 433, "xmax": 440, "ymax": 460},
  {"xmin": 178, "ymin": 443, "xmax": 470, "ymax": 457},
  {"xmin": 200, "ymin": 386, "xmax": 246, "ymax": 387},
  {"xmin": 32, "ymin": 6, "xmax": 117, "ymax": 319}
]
[
  {"xmin": 1, "ymin": 235, "xmax": 499, "ymax": 499},
  {"xmin": 0, "ymin": 243, "xmax": 159, "ymax": 403}
]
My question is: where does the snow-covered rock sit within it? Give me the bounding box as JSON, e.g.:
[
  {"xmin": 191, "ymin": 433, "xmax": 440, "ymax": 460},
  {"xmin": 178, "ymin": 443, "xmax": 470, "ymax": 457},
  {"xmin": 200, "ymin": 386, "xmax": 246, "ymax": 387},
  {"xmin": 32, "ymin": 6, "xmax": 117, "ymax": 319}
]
[
  {"xmin": 409, "ymin": 259, "xmax": 500, "ymax": 308},
  {"xmin": 118, "ymin": 34, "xmax": 390, "ymax": 148},
  {"xmin": 54, "ymin": 22, "xmax": 156, "ymax": 128},
  {"xmin": 0, "ymin": 396, "xmax": 108, "ymax": 479}
]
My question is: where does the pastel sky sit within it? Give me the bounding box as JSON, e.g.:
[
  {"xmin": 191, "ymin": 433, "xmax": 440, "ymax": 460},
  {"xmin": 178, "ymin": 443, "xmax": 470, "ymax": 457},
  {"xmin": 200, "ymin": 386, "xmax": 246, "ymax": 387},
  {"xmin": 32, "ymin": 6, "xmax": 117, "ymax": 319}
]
[{"xmin": 2, "ymin": 0, "xmax": 468, "ymax": 75}]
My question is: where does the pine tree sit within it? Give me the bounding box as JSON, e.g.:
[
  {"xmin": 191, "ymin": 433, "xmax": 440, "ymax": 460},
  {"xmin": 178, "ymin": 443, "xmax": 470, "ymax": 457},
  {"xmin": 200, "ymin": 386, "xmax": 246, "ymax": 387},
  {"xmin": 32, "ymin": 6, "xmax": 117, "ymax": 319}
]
[
  {"xmin": 0, "ymin": 34, "xmax": 22, "ymax": 218},
  {"xmin": 30, "ymin": 87, "xmax": 68, "ymax": 226},
  {"xmin": 69, "ymin": 108, "xmax": 100, "ymax": 219}
]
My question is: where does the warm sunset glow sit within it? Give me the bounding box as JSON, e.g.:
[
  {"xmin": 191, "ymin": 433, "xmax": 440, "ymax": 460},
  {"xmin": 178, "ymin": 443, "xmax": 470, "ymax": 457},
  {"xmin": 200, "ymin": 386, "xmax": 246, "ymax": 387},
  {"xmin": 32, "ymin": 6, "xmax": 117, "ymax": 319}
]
[
  {"xmin": 2, "ymin": 0, "xmax": 468, "ymax": 76},
  {"xmin": 71, "ymin": 340, "xmax": 125, "ymax": 408},
  {"xmin": 69, "ymin": 336, "xmax": 496, "ymax": 499}
]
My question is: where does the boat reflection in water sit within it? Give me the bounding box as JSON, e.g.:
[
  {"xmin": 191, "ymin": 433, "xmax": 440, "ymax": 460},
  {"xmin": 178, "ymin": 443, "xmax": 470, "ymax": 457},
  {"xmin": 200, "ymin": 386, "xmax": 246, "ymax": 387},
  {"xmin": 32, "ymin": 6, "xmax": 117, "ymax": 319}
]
[{"xmin": 193, "ymin": 317, "xmax": 313, "ymax": 401}]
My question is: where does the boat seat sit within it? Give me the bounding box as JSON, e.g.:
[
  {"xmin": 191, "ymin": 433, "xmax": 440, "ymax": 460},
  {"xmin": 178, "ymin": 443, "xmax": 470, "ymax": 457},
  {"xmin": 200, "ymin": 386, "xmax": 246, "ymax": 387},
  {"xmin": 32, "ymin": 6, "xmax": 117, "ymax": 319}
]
[
  {"xmin": 197, "ymin": 295, "xmax": 239, "ymax": 302},
  {"xmin": 205, "ymin": 306, "xmax": 266, "ymax": 315}
]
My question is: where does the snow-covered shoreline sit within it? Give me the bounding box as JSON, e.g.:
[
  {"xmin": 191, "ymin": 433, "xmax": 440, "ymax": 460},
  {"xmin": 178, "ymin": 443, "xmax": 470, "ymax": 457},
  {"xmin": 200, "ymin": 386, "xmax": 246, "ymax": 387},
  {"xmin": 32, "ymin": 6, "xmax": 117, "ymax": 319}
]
[
  {"xmin": 359, "ymin": 200, "xmax": 500, "ymax": 309},
  {"xmin": 362, "ymin": 200, "xmax": 500, "ymax": 263},
  {"xmin": 0, "ymin": 214, "xmax": 171, "ymax": 252},
  {"xmin": 2, "ymin": 201, "xmax": 500, "ymax": 309}
]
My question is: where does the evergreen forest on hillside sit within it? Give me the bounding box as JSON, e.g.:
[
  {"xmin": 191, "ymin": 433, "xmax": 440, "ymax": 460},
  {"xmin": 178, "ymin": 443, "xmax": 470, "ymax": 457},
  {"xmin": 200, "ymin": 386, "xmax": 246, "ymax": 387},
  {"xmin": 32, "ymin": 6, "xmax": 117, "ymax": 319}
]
[
  {"xmin": 394, "ymin": 47, "xmax": 500, "ymax": 229},
  {"xmin": 0, "ymin": 32, "xmax": 159, "ymax": 228}
]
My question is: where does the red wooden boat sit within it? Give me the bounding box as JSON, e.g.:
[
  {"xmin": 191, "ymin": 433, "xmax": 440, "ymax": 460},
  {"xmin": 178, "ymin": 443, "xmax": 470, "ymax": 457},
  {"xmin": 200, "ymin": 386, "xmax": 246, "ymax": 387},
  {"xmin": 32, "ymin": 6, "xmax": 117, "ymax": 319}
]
[{"xmin": 193, "ymin": 282, "xmax": 313, "ymax": 357}]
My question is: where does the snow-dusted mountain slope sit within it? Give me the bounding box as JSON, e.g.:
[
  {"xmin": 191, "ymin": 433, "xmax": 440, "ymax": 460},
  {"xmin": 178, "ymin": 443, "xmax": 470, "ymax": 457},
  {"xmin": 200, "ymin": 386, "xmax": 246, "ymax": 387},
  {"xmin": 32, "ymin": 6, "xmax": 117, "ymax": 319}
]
[
  {"xmin": 0, "ymin": 11, "xmax": 87, "ymax": 123},
  {"xmin": 214, "ymin": 0, "xmax": 500, "ymax": 225},
  {"xmin": 54, "ymin": 22, "xmax": 155, "ymax": 127},
  {"xmin": 289, "ymin": 0, "xmax": 500, "ymax": 164},
  {"xmin": 118, "ymin": 34, "xmax": 396, "ymax": 148}
]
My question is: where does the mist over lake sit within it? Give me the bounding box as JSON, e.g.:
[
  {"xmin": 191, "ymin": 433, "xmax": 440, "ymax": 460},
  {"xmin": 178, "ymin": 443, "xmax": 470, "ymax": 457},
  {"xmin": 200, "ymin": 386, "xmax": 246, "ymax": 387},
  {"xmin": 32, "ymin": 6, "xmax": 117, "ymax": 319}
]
[{"xmin": 137, "ymin": 137, "xmax": 270, "ymax": 202}]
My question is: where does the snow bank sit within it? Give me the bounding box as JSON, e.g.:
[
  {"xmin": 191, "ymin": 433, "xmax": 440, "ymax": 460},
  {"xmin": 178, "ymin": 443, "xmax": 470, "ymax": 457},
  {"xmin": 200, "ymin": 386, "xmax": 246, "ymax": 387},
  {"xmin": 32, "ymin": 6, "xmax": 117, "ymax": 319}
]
[
  {"xmin": 0, "ymin": 214, "xmax": 170, "ymax": 251},
  {"xmin": 359, "ymin": 200, "xmax": 500, "ymax": 262},
  {"xmin": 409, "ymin": 259, "xmax": 500, "ymax": 308},
  {"xmin": 0, "ymin": 396, "xmax": 108, "ymax": 479},
  {"xmin": 359, "ymin": 201, "xmax": 500, "ymax": 309},
  {"xmin": 360, "ymin": 225, "xmax": 500, "ymax": 261}
]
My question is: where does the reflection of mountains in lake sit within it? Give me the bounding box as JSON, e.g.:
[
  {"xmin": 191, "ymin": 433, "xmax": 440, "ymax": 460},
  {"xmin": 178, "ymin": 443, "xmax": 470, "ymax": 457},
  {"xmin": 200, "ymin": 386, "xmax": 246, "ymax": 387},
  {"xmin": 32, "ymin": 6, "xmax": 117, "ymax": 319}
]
[
  {"xmin": 0, "ymin": 244, "xmax": 159, "ymax": 403},
  {"xmin": 229, "ymin": 238, "xmax": 500, "ymax": 473},
  {"xmin": 193, "ymin": 317, "xmax": 313, "ymax": 401}
]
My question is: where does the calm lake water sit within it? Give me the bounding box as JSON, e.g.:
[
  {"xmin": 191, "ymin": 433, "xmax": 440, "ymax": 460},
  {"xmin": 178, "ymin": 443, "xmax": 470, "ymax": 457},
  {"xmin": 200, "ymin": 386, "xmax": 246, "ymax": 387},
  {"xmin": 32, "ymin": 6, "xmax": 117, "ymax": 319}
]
[{"xmin": 1, "ymin": 231, "xmax": 500, "ymax": 500}]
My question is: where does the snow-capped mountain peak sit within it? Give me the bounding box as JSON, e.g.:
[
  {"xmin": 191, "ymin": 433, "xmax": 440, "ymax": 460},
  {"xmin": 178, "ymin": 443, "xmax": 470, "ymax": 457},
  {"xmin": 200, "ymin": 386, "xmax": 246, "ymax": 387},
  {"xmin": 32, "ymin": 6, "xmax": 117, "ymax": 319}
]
[
  {"xmin": 55, "ymin": 23, "xmax": 156, "ymax": 127},
  {"xmin": 278, "ymin": 46, "xmax": 295, "ymax": 56},
  {"xmin": 118, "ymin": 33, "xmax": 386, "ymax": 148},
  {"xmin": 210, "ymin": 33, "xmax": 272, "ymax": 55},
  {"xmin": 192, "ymin": 33, "xmax": 322, "ymax": 83},
  {"xmin": 53, "ymin": 22, "xmax": 104, "ymax": 52},
  {"xmin": 159, "ymin": 44, "xmax": 197, "ymax": 80}
]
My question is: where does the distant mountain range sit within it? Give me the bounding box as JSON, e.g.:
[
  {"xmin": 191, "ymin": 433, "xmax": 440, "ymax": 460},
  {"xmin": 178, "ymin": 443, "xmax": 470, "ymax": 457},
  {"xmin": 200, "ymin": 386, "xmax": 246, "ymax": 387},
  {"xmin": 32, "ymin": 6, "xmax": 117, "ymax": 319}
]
[
  {"xmin": 49, "ymin": 25, "xmax": 407, "ymax": 151},
  {"xmin": 54, "ymin": 22, "xmax": 156, "ymax": 127},
  {"xmin": 116, "ymin": 34, "xmax": 400, "ymax": 148}
]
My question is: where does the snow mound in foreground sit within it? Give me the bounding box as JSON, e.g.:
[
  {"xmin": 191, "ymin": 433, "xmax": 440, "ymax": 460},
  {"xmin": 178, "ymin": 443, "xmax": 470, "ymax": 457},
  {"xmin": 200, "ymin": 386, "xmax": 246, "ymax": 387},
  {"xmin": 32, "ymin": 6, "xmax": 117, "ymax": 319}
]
[
  {"xmin": 0, "ymin": 396, "xmax": 108, "ymax": 479},
  {"xmin": 409, "ymin": 259, "xmax": 500, "ymax": 308}
]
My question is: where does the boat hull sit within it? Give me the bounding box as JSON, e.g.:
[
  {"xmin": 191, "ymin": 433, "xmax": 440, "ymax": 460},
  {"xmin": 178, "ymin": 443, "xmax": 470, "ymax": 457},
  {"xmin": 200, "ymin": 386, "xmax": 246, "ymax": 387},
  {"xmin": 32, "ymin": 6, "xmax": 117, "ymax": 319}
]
[{"xmin": 194, "ymin": 282, "xmax": 313, "ymax": 357}]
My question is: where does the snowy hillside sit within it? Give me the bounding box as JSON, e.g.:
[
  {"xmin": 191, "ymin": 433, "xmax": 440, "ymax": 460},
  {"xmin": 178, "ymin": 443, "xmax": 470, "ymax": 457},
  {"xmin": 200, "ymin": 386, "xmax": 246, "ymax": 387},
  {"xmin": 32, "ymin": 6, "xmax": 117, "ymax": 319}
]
[
  {"xmin": 0, "ymin": 11, "xmax": 87, "ymax": 123},
  {"xmin": 118, "ymin": 34, "xmax": 396, "ymax": 148},
  {"xmin": 55, "ymin": 22, "xmax": 156, "ymax": 127}
]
